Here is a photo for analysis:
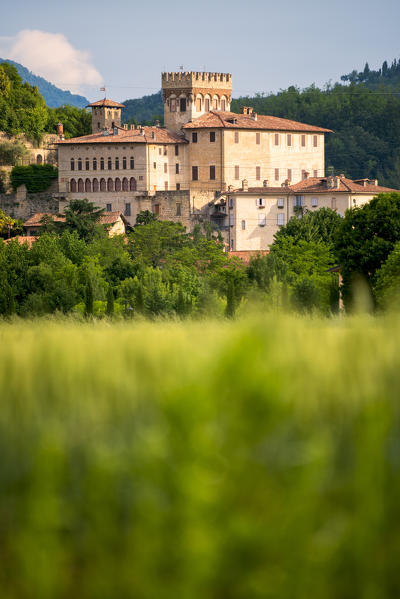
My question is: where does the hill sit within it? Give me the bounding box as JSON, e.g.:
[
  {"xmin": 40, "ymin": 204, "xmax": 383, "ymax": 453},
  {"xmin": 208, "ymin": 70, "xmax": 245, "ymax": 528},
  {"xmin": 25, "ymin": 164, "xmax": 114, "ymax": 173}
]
[
  {"xmin": 0, "ymin": 58, "xmax": 89, "ymax": 108},
  {"xmin": 122, "ymin": 91, "xmax": 163, "ymax": 125}
]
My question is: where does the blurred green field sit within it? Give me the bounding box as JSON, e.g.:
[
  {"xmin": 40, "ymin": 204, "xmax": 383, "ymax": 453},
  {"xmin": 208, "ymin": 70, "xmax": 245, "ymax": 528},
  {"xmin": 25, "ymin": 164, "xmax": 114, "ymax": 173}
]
[{"xmin": 1, "ymin": 314, "xmax": 400, "ymax": 598}]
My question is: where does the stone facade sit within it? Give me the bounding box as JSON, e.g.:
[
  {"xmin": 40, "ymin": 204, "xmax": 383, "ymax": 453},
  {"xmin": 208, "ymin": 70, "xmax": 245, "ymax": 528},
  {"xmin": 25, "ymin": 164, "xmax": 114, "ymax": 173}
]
[{"xmin": 0, "ymin": 187, "xmax": 60, "ymax": 222}]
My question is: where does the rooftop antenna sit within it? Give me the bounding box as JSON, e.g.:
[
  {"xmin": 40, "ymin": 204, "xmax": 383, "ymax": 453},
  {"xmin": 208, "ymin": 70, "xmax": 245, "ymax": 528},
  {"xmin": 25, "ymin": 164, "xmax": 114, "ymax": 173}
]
[
  {"xmin": 100, "ymin": 86, "xmax": 106, "ymax": 98},
  {"xmin": 179, "ymin": 65, "xmax": 183, "ymax": 71}
]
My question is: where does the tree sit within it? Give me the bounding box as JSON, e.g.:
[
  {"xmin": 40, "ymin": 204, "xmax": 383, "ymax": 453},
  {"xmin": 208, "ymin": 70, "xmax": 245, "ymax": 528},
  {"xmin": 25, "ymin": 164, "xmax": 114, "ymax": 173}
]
[
  {"xmin": 135, "ymin": 210, "xmax": 157, "ymax": 226},
  {"xmin": 106, "ymin": 283, "xmax": 114, "ymax": 316},
  {"xmin": 273, "ymin": 207, "xmax": 342, "ymax": 246},
  {"xmin": 62, "ymin": 199, "xmax": 104, "ymax": 241},
  {"xmin": 335, "ymin": 193, "xmax": 400, "ymax": 307},
  {"xmin": 85, "ymin": 276, "xmax": 94, "ymax": 316},
  {"xmin": 10, "ymin": 164, "xmax": 58, "ymax": 192},
  {"xmin": 374, "ymin": 242, "xmax": 400, "ymax": 308}
]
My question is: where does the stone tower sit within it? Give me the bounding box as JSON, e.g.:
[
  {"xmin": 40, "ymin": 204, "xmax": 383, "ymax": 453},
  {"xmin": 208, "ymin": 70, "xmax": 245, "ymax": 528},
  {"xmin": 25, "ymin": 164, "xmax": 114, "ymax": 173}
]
[
  {"xmin": 87, "ymin": 99, "xmax": 125, "ymax": 134},
  {"xmin": 162, "ymin": 72, "xmax": 232, "ymax": 132}
]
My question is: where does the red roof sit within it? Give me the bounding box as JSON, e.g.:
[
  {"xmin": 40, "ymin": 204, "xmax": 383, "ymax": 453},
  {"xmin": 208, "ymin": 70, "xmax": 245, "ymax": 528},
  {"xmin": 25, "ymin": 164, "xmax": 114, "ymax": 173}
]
[
  {"xmin": 3, "ymin": 236, "xmax": 37, "ymax": 248},
  {"xmin": 24, "ymin": 211, "xmax": 127, "ymax": 227},
  {"xmin": 228, "ymin": 177, "xmax": 399, "ymax": 195},
  {"xmin": 87, "ymin": 98, "xmax": 125, "ymax": 108},
  {"xmin": 56, "ymin": 126, "xmax": 187, "ymax": 145},
  {"xmin": 183, "ymin": 110, "xmax": 332, "ymax": 133}
]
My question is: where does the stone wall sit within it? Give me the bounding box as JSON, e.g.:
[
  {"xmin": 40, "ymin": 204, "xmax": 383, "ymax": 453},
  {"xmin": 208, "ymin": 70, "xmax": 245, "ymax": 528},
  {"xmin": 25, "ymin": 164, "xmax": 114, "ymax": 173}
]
[
  {"xmin": 0, "ymin": 191, "xmax": 60, "ymax": 221},
  {"xmin": 151, "ymin": 189, "xmax": 192, "ymax": 229}
]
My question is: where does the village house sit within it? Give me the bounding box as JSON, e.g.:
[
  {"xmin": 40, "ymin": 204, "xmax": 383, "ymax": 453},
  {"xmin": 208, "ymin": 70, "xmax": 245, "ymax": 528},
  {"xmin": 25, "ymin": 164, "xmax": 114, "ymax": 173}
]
[
  {"xmin": 217, "ymin": 175, "xmax": 399, "ymax": 253},
  {"xmin": 23, "ymin": 211, "xmax": 129, "ymax": 237}
]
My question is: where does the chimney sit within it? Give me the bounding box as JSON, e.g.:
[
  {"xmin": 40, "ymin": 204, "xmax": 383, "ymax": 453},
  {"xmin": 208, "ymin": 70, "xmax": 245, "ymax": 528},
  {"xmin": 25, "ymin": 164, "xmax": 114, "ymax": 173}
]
[
  {"xmin": 151, "ymin": 131, "xmax": 155, "ymax": 139},
  {"xmin": 251, "ymin": 112, "xmax": 257, "ymax": 121},
  {"xmin": 130, "ymin": 124, "xmax": 135, "ymax": 130},
  {"xmin": 228, "ymin": 185, "xmax": 234, "ymax": 192},
  {"xmin": 56, "ymin": 122, "xmax": 64, "ymax": 138},
  {"xmin": 155, "ymin": 119, "xmax": 160, "ymax": 127},
  {"xmin": 374, "ymin": 179, "xmax": 378, "ymax": 186},
  {"xmin": 282, "ymin": 179, "xmax": 290, "ymax": 187},
  {"xmin": 140, "ymin": 127, "xmax": 144, "ymax": 136},
  {"xmin": 263, "ymin": 179, "xmax": 269, "ymax": 187},
  {"xmin": 326, "ymin": 176, "xmax": 334, "ymax": 189},
  {"xmin": 242, "ymin": 179, "xmax": 248, "ymax": 192},
  {"xmin": 304, "ymin": 171, "xmax": 309, "ymax": 180},
  {"xmin": 113, "ymin": 127, "xmax": 119, "ymax": 136},
  {"xmin": 334, "ymin": 176, "xmax": 340, "ymax": 189},
  {"xmin": 123, "ymin": 124, "xmax": 128, "ymax": 130},
  {"xmin": 241, "ymin": 106, "xmax": 253, "ymax": 115}
]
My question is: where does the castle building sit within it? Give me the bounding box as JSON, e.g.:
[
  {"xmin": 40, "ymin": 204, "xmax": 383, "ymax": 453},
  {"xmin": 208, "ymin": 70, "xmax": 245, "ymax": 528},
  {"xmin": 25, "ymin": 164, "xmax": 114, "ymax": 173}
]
[{"xmin": 56, "ymin": 71, "xmax": 331, "ymax": 231}]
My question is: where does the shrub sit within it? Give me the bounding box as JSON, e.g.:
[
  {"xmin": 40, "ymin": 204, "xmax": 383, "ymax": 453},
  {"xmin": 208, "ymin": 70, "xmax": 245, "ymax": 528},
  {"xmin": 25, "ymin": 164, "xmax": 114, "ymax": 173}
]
[{"xmin": 10, "ymin": 163, "xmax": 58, "ymax": 192}]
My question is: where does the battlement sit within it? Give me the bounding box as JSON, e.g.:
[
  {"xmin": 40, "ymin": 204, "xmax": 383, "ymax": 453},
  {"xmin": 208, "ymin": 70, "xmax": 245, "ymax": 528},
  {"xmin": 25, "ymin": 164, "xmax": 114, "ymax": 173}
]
[{"xmin": 162, "ymin": 71, "xmax": 232, "ymax": 90}]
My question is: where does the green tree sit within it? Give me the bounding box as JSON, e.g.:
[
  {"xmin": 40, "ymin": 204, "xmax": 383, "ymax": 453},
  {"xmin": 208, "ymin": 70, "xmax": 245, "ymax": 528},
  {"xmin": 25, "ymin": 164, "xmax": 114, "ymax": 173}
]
[
  {"xmin": 10, "ymin": 164, "xmax": 58, "ymax": 192},
  {"xmin": 85, "ymin": 276, "xmax": 94, "ymax": 317},
  {"xmin": 46, "ymin": 104, "xmax": 91, "ymax": 138},
  {"xmin": 106, "ymin": 283, "xmax": 114, "ymax": 316},
  {"xmin": 62, "ymin": 199, "xmax": 104, "ymax": 241},
  {"xmin": 135, "ymin": 210, "xmax": 157, "ymax": 226}
]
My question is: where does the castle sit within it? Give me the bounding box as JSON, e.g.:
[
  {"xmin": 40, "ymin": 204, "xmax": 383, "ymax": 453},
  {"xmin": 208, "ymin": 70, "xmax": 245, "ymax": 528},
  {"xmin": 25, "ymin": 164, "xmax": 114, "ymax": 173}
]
[{"xmin": 55, "ymin": 71, "xmax": 396, "ymax": 252}]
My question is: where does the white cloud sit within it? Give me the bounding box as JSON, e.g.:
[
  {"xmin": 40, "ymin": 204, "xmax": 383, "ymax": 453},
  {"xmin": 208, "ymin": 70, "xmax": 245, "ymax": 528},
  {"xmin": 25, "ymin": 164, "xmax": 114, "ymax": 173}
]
[{"xmin": 0, "ymin": 30, "xmax": 103, "ymax": 93}]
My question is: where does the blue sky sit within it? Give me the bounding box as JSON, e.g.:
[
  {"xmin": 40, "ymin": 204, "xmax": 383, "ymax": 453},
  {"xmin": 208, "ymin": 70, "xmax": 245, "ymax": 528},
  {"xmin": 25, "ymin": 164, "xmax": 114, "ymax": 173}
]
[{"xmin": 1, "ymin": 0, "xmax": 400, "ymax": 101}]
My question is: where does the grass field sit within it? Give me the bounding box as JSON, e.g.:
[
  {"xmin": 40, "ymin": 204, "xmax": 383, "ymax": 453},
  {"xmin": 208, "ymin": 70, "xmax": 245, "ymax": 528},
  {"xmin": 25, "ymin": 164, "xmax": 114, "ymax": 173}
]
[{"xmin": 1, "ymin": 314, "xmax": 400, "ymax": 598}]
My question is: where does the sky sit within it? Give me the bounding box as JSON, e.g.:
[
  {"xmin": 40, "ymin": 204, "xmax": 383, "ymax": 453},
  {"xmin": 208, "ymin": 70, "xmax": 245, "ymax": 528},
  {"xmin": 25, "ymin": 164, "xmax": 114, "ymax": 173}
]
[{"xmin": 1, "ymin": 0, "xmax": 400, "ymax": 102}]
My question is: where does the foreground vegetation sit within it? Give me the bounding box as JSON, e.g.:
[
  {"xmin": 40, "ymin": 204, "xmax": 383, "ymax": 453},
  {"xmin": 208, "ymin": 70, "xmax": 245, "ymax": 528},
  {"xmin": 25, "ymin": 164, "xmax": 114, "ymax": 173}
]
[{"xmin": 0, "ymin": 313, "xmax": 400, "ymax": 598}]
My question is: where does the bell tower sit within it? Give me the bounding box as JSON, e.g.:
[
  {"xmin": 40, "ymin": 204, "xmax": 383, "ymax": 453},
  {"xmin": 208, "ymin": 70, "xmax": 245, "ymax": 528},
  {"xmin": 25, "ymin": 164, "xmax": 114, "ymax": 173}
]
[
  {"xmin": 162, "ymin": 71, "xmax": 232, "ymax": 132},
  {"xmin": 87, "ymin": 99, "xmax": 125, "ymax": 134}
]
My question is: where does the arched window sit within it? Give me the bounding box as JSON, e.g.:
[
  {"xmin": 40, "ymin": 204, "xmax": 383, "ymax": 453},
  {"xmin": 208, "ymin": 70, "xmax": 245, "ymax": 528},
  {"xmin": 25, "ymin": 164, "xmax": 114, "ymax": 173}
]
[
  {"xmin": 70, "ymin": 158, "xmax": 75, "ymax": 171},
  {"xmin": 93, "ymin": 178, "xmax": 99, "ymax": 192},
  {"xmin": 70, "ymin": 178, "xmax": 76, "ymax": 192},
  {"xmin": 108, "ymin": 157, "xmax": 112, "ymax": 170},
  {"xmin": 196, "ymin": 96, "xmax": 202, "ymax": 112},
  {"xmin": 212, "ymin": 97, "xmax": 218, "ymax": 110},
  {"xmin": 36, "ymin": 154, "xmax": 43, "ymax": 165},
  {"xmin": 115, "ymin": 157, "xmax": 119, "ymax": 170},
  {"xmin": 122, "ymin": 177, "xmax": 128, "ymax": 191},
  {"xmin": 115, "ymin": 177, "xmax": 121, "ymax": 191},
  {"xmin": 130, "ymin": 177, "xmax": 137, "ymax": 191},
  {"xmin": 93, "ymin": 157, "xmax": 97, "ymax": 170},
  {"xmin": 107, "ymin": 178, "xmax": 114, "ymax": 191},
  {"xmin": 100, "ymin": 157, "xmax": 104, "ymax": 170},
  {"xmin": 85, "ymin": 178, "xmax": 91, "ymax": 193},
  {"xmin": 100, "ymin": 178, "xmax": 106, "ymax": 191},
  {"xmin": 78, "ymin": 178, "xmax": 84, "ymax": 192},
  {"xmin": 205, "ymin": 97, "xmax": 210, "ymax": 112},
  {"xmin": 123, "ymin": 157, "xmax": 127, "ymax": 169},
  {"xmin": 85, "ymin": 158, "xmax": 89, "ymax": 170},
  {"xmin": 78, "ymin": 158, "xmax": 82, "ymax": 171},
  {"xmin": 130, "ymin": 157, "xmax": 134, "ymax": 169}
]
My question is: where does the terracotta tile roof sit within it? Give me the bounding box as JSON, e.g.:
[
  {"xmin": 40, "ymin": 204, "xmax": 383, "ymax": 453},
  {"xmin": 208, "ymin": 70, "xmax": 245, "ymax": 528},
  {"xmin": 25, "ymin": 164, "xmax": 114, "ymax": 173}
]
[
  {"xmin": 228, "ymin": 250, "xmax": 269, "ymax": 265},
  {"xmin": 183, "ymin": 110, "xmax": 332, "ymax": 133},
  {"xmin": 24, "ymin": 211, "xmax": 127, "ymax": 227},
  {"xmin": 56, "ymin": 126, "xmax": 187, "ymax": 145},
  {"xmin": 289, "ymin": 176, "xmax": 398, "ymax": 194},
  {"xmin": 3, "ymin": 236, "xmax": 37, "ymax": 248},
  {"xmin": 87, "ymin": 98, "xmax": 125, "ymax": 108}
]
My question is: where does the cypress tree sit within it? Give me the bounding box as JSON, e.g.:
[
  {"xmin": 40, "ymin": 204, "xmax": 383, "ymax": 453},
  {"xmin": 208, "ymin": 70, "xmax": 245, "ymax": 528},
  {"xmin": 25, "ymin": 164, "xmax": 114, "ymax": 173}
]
[
  {"xmin": 106, "ymin": 284, "xmax": 114, "ymax": 316},
  {"xmin": 85, "ymin": 277, "xmax": 94, "ymax": 317}
]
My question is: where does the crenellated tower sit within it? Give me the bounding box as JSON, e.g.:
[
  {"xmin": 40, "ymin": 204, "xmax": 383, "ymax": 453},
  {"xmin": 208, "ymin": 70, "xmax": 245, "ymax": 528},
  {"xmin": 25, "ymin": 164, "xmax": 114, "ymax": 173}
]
[
  {"xmin": 87, "ymin": 99, "xmax": 125, "ymax": 134},
  {"xmin": 162, "ymin": 71, "xmax": 232, "ymax": 132}
]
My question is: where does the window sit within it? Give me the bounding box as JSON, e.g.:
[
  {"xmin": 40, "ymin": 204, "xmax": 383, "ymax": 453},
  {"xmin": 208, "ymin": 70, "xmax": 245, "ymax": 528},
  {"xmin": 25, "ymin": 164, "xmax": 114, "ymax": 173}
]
[
  {"xmin": 125, "ymin": 203, "xmax": 131, "ymax": 216},
  {"xmin": 258, "ymin": 213, "xmax": 266, "ymax": 227},
  {"xmin": 256, "ymin": 166, "xmax": 261, "ymax": 180},
  {"xmin": 153, "ymin": 162, "xmax": 156, "ymax": 169},
  {"xmin": 78, "ymin": 158, "xmax": 82, "ymax": 171},
  {"xmin": 277, "ymin": 197, "xmax": 284, "ymax": 209},
  {"xmin": 196, "ymin": 97, "xmax": 202, "ymax": 111},
  {"xmin": 107, "ymin": 178, "xmax": 113, "ymax": 191},
  {"xmin": 275, "ymin": 168, "xmax": 279, "ymax": 181},
  {"xmin": 108, "ymin": 157, "xmax": 112, "ymax": 170},
  {"xmin": 294, "ymin": 195, "xmax": 304, "ymax": 207},
  {"xmin": 176, "ymin": 183, "xmax": 180, "ymax": 190},
  {"xmin": 192, "ymin": 132, "xmax": 198, "ymax": 143},
  {"xmin": 164, "ymin": 163, "xmax": 168, "ymax": 173},
  {"xmin": 277, "ymin": 213, "xmax": 284, "ymax": 226},
  {"xmin": 176, "ymin": 203, "xmax": 181, "ymax": 216},
  {"xmin": 312, "ymin": 197, "xmax": 318, "ymax": 207},
  {"xmin": 274, "ymin": 133, "xmax": 279, "ymax": 146},
  {"xmin": 123, "ymin": 157, "xmax": 127, "ymax": 169},
  {"xmin": 221, "ymin": 99, "xmax": 226, "ymax": 111},
  {"xmin": 164, "ymin": 181, "xmax": 168, "ymax": 190},
  {"xmin": 213, "ymin": 98, "xmax": 218, "ymax": 109},
  {"xmin": 210, "ymin": 165, "xmax": 216, "ymax": 180},
  {"xmin": 313, "ymin": 135, "xmax": 318, "ymax": 147},
  {"xmin": 164, "ymin": 147, "xmax": 167, "ymax": 156},
  {"xmin": 176, "ymin": 163, "xmax": 179, "ymax": 174},
  {"xmin": 97, "ymin": 122, "xmax": 100, "ymax": 130},
  {"xmin": 205, "ymin": 98, "xmax": 210, "ymax": 111},
  {"xmin": 175, "ymin": 145, "xmax": 179, "ymax": 156},
  {"xmin": 129, "ymin": 177, "xmax": 136, "ymax": 191},
  {"xmin": 70, "ymin": 178, "xmax": 76, "ymax": 191},
  {"xmin": 115, "ymin": 178, "xmax": 121, "ymax": 191},
  {"xmin": 256, "ymin": 197, "xmax": 265, "ymax": 208},
  {"xmin": 287, "ymin": 168, "xmax": 292, "ymax": 181},
  {"xmin": 170, "ymin": 98, "xmax": 176, "ymax": 112},
  {"xmin": 241, "ymin": 219, "xmax": 246, "ymax": 230},
  {"xmin": 70, "ymin": 158, "xmax": 75, "ymax": 171},
  {"xmin": 93, "ymin": 178, "xmax": 99, "ymax": 192},
  {"xmin": 85, "ymin": 178, "xmax": 91, "ymax": 192},
  {"xmin": 192, "ymin": 166, "xmax": 198, "ymax": 181},
  {"xmin": 234, "ymin": 165, "xmax": 239, "ymax": 179},
  {"xmin": 100, "ymin": 157, "xmax": 104, "ymax": 170},
  {"xmin": 122, "ymin": 177, "xmax": 128, "ymax": 191},
  {"xmin": 179, "ymin": 97, "xmax": 186, "ymax": 112},
  {"xmin": 78, "ymin": 179, "xmax": 84, "ymax": 192},
  {"xmin": 287, "ymin": 134, "xmax": 292, "ymax": 147},
  {"xmin": 154, "ymin": 204, "xmax": 160, "ymax": 216},
  {"xmin": 106, "ymin": 203, "xmax": 112, "ymax": 212},
  {"xmin": 130, "ymin": 157, "xmax": 134, "ymax": 169},
  {"xmin": 115, "ymin": 157, "xmax": 119, "ymax": 170},
  {"xmin": 313, "ymin": 169, "xmax": 318, "ymax": 178},
  {"xmin": 100, "ymin": 178, "xmax": 106, "ymax": 191},
  {"xmin": 301, "ymin": 134, "xmax": 306, "ymax": 147},
  {"xmin": 302, "ymin": 170, "xmax": 306, "ymax": 179},
  {"xmin": 229, "ymin": 214, "xmax": 234, "ymax": 226},
  {"xmin": 210, "ymin": 131, "xmax": 216, "ymax": 142},
  {"xmin": 159, "ymin": 148, "xmax": 162, "ymax": 155},
  {"xmin": 229, "ymin": 198, "xmax": 234, "ymax": 209},
  {"xmin": 85, "ymin": 158, "xmax": 89, "ymax": 170},
  {"xmin": 230, "ymin": 238, "xmax": 234, "ymax": 250},
  {"xmin": 234, "ymin": 131, "xmax": 239, "ymax": 143},
  {"xmin": 93, "ymin": 158, "xmax": 97, "ymax": 170},
  {"xmin": 256, "ymin": 132, "xmax": 260, "ymax": 145}
]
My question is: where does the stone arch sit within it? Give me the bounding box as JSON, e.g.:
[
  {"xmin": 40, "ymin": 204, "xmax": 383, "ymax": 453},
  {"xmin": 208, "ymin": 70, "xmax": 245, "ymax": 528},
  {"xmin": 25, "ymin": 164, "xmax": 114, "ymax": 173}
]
[
  {"xmin": 92, "ymin": 178, "xmax": 99, "ymax": 192},
  {"xmin": 85, "ymin": 178, "xmax": 91, "ymax": 193},
  {"xmin": 204, "ymin": 94, "xmax": 211, "ymax": 112},
  {"xmin": 212, "ymin": 95, "xmax": 219, "ymax": 110},
  {"xmin": 115, "ymin": 177, "xmax": 121, "ymax": 192},
  {"xmin": 195, "ymin": 94, "xmax": 203, "ymax": 112},
  {"xmin": 122, "ymin": 177, "xmax": 129, "ymax": 191},
  {"xmin": 220, "ymin": 95, "xmax": 228, "ymax": 111},
  {"xmin": 100, "ymin": 178, "xmax": 106, "ymax": 191},
  {"xmin": 107, "ymin": 178, "xmax": 114, "ymax": 192},
  {"xmin": 36, "ymin": 154, "xmax": 43, "ymax": 165},
  {"xmin": 78, "ymin": 178, "xmax": 84, "ymax": 192},
  {"xmin": 130, "ymin": 177, "xmax": 137, "ymax": 191},
  {"xmin": 70, "ymin": 178, "xmax": 76, "ymax": 192}
]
